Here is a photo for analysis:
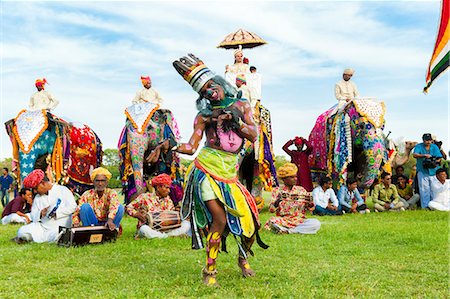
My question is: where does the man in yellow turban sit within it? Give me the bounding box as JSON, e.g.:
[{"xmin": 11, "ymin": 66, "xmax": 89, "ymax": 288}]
[
  {"xmin": 132, "ymin": 75, "xmax": 163, "ymax": 105},
  {"xmin": 72, "ymin": 167, "xmax": 124, "ymax": 231},
  {"xmin": 29, "ymin": 78, "xmax": 59, "ymax": 111},
  {"xmin": 335, "ymin": 68, "xmax": 359, "ymax": 105},
  {"xmin": 265, "ymin": 163, "xmax": 321, "ymax": 234}
]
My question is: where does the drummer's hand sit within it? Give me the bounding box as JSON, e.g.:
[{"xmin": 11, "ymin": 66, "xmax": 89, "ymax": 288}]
[
  {"xmin": 160, "ymin": 139, "xmax": 170, "ymax": 152},
  {"xmin": 137, "ymin": 212, "xmax": 147, "ymax": 223},
  {"xmin": 146, "ymin": 147, "xmax": 161, "ymax": 164},
  {"xmin": 106, "ymin": 219, "xmax": 116, "ymax": 231},
  {"xmin": 40, "ymin": 207, "xmax": 49, "ymax": 218}
]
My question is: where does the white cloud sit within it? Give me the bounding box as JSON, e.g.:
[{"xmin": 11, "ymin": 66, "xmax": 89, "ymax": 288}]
[{"xmin": 1, "ymin": 1, "xmax": 448, "ymax": 161}]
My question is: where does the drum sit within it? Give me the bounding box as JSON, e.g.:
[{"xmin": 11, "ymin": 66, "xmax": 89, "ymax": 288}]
[{"xmin": 147, "ymin": 211, "xmax": 181, "ymax": 232}]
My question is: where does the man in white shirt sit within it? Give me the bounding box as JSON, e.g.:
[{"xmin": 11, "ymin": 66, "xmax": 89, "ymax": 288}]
[
  {"xmin": 235, "ymin": 74, "xmax": 257, "ymax": 108},
  {"xmin": 29, "ymin": 78, "xmax": 59, "ymax": 111},
  {"xmin": 132, "ymin": 75, "xmax": 163, "ymax": 105},
  {"xmin": 14, "ymin": 169, "xmax": 77, "ymax": 244},
  {"xmin": 312, "ymin": 176, "xmax": 342, "ymax": 215},
  {"xmin": 429, "ymin": 168, "xmax": 450, "ymax": 211},
  {"xmin": 335, "ymin": 68, "xmax": 359, "ymax": 107}
]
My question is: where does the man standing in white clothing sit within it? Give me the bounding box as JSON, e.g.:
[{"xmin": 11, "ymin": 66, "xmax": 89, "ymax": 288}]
[
  {"xmin": 14, "ymin": 169, "xmax": 76, "ymax": 244},
  {"xmin": 132, "ymin": 75, "xmax": 163, "ymax": 105},
  {"xmin": 335, "ymin": 68, "xmax": 359, "ymax": 106},
  {"xmin": 29, "ymin": 78, "xmax": 59, "ymax": 111}
]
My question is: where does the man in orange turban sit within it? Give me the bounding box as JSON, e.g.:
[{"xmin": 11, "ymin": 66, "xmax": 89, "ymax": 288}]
[
  {"xmin": 132, "ymin": 75, "xmax": 163, "ymax": 105},
  {"xmin": 126, "ymin": 173, "xmax": 190, "ymax": 239},
  {"xmin": 29, "ymin": 78, "xmax": 59, "ymax": 111},
  {"xmin": 14, "ymin": 169, "xmax": 76, "ymax": 243}
]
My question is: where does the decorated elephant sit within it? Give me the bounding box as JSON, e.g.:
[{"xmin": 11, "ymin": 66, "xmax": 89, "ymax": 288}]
[
  {"xmin": 118, "ymin": 102, "xmax": 182, "ymax": 204},
  {"xmin": 5, "ymin": 109, "xmax": 103, "ymax": 195},
  {"xmin": 308, "ymin": 99, "xmax": 388, "ymax": 188},
  {"xmin": 238, "ymin": 101, "xmax": 278, "ymax": 210}
]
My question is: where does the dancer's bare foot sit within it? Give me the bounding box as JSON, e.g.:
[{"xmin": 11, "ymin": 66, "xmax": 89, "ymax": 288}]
[
  {"xmin": 238, "ymin": 258, "xmax": 255, "ymax": 277},
  {"xmin": 202, "ymin": 268, "xmax": 220, "ymax": 287}
]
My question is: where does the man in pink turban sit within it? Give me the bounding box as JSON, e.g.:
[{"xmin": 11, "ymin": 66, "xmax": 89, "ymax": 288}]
[{"xmin": 14, "ymin": 169, "xmax": 76, "ymax": 243}]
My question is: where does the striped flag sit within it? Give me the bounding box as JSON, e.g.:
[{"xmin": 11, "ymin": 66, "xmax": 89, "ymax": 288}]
[{"xmin": 424, "ymin": 0, "xmax": 449, "ymax": 93}]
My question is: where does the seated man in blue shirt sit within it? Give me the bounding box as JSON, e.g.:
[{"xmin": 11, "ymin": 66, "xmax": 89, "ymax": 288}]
[{"xmin": 338, "ymin": 178, "xmax": 370, "ymax": 214}]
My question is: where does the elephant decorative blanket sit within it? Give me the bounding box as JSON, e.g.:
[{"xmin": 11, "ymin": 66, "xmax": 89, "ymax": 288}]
[
  {"xmin": 125, "ymin": 102, "xmax": 160, "ymax": 134},
  {"xmin": 308, "ymin": 99, "xmax": 388, "ymax": 188},
  {"xmin": 13, "ymin": 109, "xmax": 48, "ymax": 153}
]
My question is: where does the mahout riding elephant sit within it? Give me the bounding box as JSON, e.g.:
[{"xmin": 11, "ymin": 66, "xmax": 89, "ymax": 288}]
[
  {"xmin": 5, "ymin": 109, "xmax": 103, "ymax": 195},
  {"xmin": 238, "ymin": 101, "xmax": 278, "ymax": 210},
  {"xmin": 118, "ymin": 102, "xmax": 182, "ymax": 204},
  {"xmin": 308, "ymin": 99, "xmax": 388, "ymax": 188}
]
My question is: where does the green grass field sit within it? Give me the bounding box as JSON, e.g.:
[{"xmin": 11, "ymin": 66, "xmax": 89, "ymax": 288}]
[{"xmin": 0, "ymin": 194, "xmax": 448, "ymax": 298}]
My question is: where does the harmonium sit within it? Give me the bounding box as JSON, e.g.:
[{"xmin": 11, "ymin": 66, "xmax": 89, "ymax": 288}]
[{"xmin": 57, "ymin": 225, "xmax": 118, "ymax": 247}]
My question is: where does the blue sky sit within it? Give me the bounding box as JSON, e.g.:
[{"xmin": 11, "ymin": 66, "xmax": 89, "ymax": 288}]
[{"xmin": 1, "ymin": 0, "xmax": 448, "ymax": 160}]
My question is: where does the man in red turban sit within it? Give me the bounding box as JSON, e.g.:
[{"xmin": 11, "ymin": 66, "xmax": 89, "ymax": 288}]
[
  {"xmin": 29, "ymin": 78, "xmax": 59, "ymax": 111},
  {"xmin": 132, "ymin": 75, "xmax": 163, "ymax": 105},
  {"xmin": 126, "ymin": 173, "xmax": 190, "ymax": 239},
  {"xmin": 14, "ymin": 169, "xmax": 76, "ymax": 243}
]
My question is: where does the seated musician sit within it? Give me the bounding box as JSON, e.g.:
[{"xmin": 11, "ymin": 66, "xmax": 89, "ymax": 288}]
[
  {"xmin": 72, "ymin": 167, "xmax": 124, "ymax": 231},
  {"xmin": 126, "ymin": 173, "xmax": 190, "ymax": 239},
  {"xmin": 265, "ymin": 163, "xmax": 321, "ymax": 234}
]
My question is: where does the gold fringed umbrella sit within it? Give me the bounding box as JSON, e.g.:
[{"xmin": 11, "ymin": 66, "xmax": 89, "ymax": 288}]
[{"xmin": 217, "ymin": 28, "xmax": 267, "ymax": 49}]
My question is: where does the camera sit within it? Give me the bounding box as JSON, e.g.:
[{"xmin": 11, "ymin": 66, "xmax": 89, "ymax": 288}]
[{"xmin": 423, "ymin": 156, "xmax": 439, "ymax": 169}]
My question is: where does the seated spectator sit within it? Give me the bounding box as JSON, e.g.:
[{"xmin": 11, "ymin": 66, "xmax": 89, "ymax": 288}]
[
  {"xmin": 126, "ymin": 174, "xmax": 190, "ymax": 239},
  {"xmin": 429, "ymin": 168, "xmax": 449, "ymax": 211},
  {"xmin": 373, "ymin": 172, "xmax": 405, "ymax": 212},
  {"xmin": 396, "ymin": 175, "xmax": 420, "ymax": 209},
  {"xmin": 312, "ymin": 176, "xmax": 342, "ymax": 215},
  {"xmin": 264, "ymin": 163, "xmax": 320, "ymax": 234},
  {"xmin": 2, "ymin": 188, "xmax": 33, "ymax": 225},
  {"xmin": 338, "ymin": 178, "xmax": 370, "ymax": 214},
  {"xmin": 15, "ymin": 169, "xmax": 76, "ymax": 243},
  {"xmin": 391, "ymin": 165, "xmax": 405, "ymax": 185},
  {"xmin": 72, "ymin": 167, "xmax": 124, "ymax": 231}
]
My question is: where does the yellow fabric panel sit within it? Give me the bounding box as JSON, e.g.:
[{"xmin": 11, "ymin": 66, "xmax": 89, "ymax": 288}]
[
  {"xmin": 229, "ymin": 183, "xmax": 255, "ymax": 238},
  {"xmin": 207, "ymin": 175, "xmax": 242, "ymax": 217}
]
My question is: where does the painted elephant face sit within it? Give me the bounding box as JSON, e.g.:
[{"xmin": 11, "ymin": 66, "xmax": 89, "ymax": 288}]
[{"xmin": 348, "ymin": 106, "xmax": 387, "ymax": 188}]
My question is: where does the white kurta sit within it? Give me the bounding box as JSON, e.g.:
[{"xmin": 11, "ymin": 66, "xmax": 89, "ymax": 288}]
[
  {"xmin": 225, "ymin": 63, "xmax": 250, "ymax": 89},
  {"xmin": 335, "ymin": 79, "xmax": 359, "ymax": 101},
  {"xmin": 2, "ymin": 213, "xmax": 31, "ymax": 225},
  {"xmin": 238, "ymin": 85, "xmax": 258, "ymax": 108},
  {"xmin": 312, "ymin": 186, "xmax": 339, "ymax": 209},
  {"xmin": 29, "ymin": 90, "xmax": 59, "ymax": 111},
  {"xmin": 132, "ymin": 87, "xmax": 163, "ymax": 105},
  {"xmin": 17, "ymin": 184, "xmax": 76, "ymax": 243},
  {"xmin": 246, "ymin": 72, "xmax": 262, "ymax": 101},
  {"xmin": 429, "ymin": 178, "xmax": 450, "ymax": 211}
]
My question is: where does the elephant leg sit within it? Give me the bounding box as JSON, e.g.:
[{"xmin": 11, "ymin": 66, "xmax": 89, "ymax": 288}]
[{"xmin": 128, "ymin": 130, "xmax": 150, "ymax": 194}]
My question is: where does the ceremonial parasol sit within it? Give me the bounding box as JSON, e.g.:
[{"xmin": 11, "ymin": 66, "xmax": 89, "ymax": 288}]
[{"xmin": 217, "ymin": 28, "xmax": 267, "ymax": 49}]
